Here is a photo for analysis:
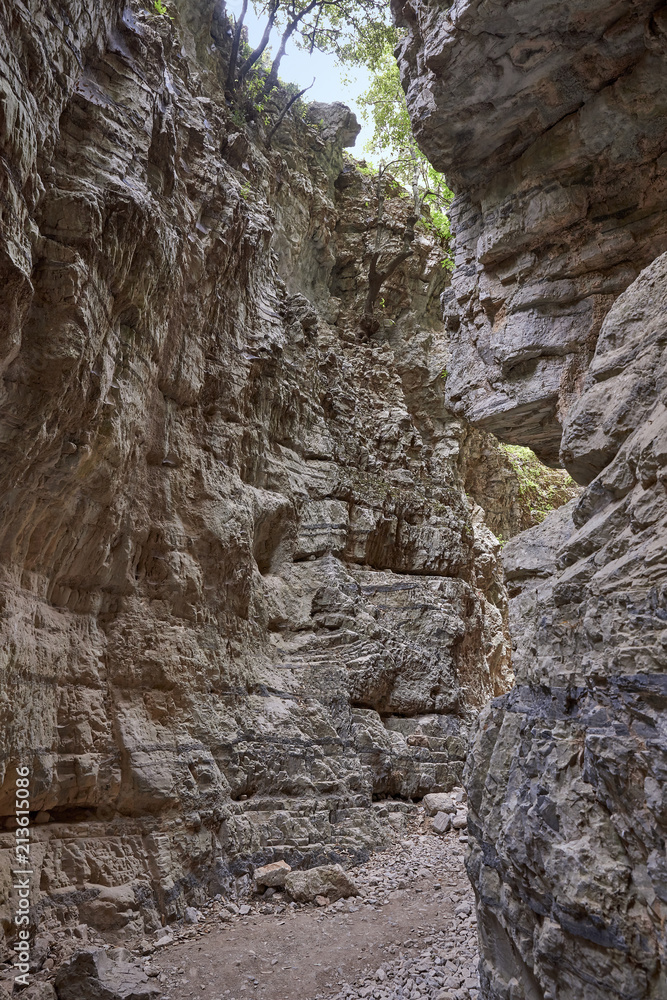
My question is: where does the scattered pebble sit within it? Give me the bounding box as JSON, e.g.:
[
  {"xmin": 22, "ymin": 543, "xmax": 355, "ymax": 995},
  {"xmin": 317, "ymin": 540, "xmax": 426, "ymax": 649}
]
[{"xmin": 143, "ymin": 792, "xmax": 479, "ymax": 1000}]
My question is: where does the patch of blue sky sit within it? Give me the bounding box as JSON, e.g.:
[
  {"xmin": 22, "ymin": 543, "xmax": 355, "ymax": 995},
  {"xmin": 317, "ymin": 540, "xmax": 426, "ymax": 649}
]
[{"xmin": 226, "ymin": 0, "xmax": 376, "ymax": 157}]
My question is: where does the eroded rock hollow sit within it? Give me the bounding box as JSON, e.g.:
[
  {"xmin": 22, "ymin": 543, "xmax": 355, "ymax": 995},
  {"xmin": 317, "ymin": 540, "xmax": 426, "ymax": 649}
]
[
  {"xmin": 397, "ymin": 1, "xmax": 667, "ymax": 997},
  {"xmin": 0, "ymin": 0, "xmax": 520, "ymax": 952}
]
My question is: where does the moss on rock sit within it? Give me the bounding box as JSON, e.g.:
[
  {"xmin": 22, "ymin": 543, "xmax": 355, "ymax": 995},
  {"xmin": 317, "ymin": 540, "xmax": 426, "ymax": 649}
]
[{"xmin": 499, "ymin": 444, "xmax": 579, "ymax": 533}]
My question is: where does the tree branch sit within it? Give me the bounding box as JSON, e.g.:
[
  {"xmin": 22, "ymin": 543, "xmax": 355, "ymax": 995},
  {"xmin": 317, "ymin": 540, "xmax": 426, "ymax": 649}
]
[
  {"xmin": 238, "ymin": 0, "xmax": 280, "ymax": 85},
  {"xmin": 266, "ymin": 77, "xmax": 315, "ymax": 145},
  {"xmin": 260, "ymin": 0, "xmax": 321, "ymax": 97},
  {"xmin": 226, "ymin": 0, "xmax": 248, "ymax": 94}
]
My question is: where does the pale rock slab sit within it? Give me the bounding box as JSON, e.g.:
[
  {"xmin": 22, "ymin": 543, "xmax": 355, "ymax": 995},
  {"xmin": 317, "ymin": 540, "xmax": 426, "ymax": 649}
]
[
  {"xmin": 422, "ymin": 793, "xmax": 456, "ymax": 817},
  {"xmin": 285, "ymin": 864, "xmax": 359, "ymax": 903},
  {"xmin": 253, "ymin": 861, "xmax": 292, "ymax": 888},
  {"xmin": 431, "ymin": 812, "xmax": 452, "ymax": 835},
  {"xmin": 54, "ymin": 948, "xmax": 161, "ymax": 1000}
]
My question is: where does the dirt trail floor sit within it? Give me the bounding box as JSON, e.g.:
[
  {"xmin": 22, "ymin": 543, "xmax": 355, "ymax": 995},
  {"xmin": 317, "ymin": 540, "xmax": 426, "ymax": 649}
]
[{"xmin": 149, "ymin": 817, "xmax": 480, "ymax": 1000}]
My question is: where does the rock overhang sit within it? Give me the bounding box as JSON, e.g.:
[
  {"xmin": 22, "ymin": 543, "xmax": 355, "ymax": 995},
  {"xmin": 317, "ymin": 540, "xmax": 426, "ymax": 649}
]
[{"xmin": 397, "ymin": 0, "xmax": 667, "ymax": 475}]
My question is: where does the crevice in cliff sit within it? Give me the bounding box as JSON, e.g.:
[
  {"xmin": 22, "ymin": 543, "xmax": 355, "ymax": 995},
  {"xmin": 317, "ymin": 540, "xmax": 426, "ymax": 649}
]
[{"xmin": 0, "ymin": 0, "xmax": 556, "ymax": 981}]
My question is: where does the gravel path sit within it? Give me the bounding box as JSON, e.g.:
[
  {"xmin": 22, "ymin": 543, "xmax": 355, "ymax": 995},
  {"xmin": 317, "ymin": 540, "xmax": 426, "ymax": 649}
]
[
  {"xmin": 150, "ymin": 805, "xmax": 480, "ymax": 1000},
  {"xmin": 324, "ymin": 833, "xmax": 479, "ymax": 1000}
]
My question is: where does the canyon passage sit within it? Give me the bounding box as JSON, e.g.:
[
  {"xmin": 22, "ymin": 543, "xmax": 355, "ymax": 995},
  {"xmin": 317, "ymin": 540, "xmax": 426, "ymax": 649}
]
[{"xmin": 0, "ymin": 1, "xmax": 666, "ymax": 999}]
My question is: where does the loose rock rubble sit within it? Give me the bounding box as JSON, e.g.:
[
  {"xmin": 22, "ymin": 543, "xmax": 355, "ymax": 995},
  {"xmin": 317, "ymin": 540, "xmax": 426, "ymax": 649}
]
[
  {"xmin": 55, "ymin": 948, "xmax": 161, "ymax": 1000},
  {"xmin": 144, "ymin": 794, "xmax": 479, "ymax": 1000},
  {"xmin": 320, "ymin": 814, "xmax": 479, "ymax": 1000}
]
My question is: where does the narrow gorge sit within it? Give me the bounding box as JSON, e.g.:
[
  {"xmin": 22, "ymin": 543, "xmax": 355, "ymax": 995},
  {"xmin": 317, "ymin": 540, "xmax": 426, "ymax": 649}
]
[{"xmin": 0, "ymin": 1, "xmax": 665, "ymax": 999}]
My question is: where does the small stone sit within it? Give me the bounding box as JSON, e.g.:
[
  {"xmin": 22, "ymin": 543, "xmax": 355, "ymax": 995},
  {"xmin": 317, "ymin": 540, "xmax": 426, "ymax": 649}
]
[
  {"xmin": 153, "ymin": 934, "xmax": 174, "ymax": 949},
  {"xmin": 184, "ymin": 907, "xmax": 201, "ymax": 924},
  {"xmin": 315, "ymin": 895, "xmax": 330, "ymax": 907},
  {"xmin": 451, "ymin": 812, "xmax": 468, "ymax": 830},
  {"xmin": 432, "ymin": 812, "xmax": 451, "ymax": 835}
]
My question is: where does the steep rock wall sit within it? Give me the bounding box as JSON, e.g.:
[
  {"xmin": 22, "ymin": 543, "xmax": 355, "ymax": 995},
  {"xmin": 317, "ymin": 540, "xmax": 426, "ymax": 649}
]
[
  {"xmin": 397, "ymin": 3, "xmax": 667, "ymax": 999},
  {"xmin": 396, "ymin": 0, "xmax": 667, "ymax": 468},
  {"xmin": 0, "ymin": 0, "xmax": 511, "ymax": 950},
  {"xmin": 468, "ymin": 256, "xmax": 667, "ymax": 1000}
]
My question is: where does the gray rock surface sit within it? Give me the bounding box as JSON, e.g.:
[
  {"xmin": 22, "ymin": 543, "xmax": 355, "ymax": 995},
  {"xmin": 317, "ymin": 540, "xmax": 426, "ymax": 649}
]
[
  {"xmin": 466, "ymin": 256, "xmax": 667, "ymax": 999},
  {"xmin": 0, "ymin": 0, "xmax": 517, "ymax": 955},
  {"xmin": 305, "ymin": 102, "xmax": 361, "ymax": 147},
  {"xmin": 396, "ymin": 0, "xmax": 667, "ymax": 466},
  {"xmin": 431, "ymin": 811, "xmax": 451, "ymax": 835},
  {"xmin": 55, "ymin": 948, "xmax": 160, "ymax": 1000},
  {"xmin": 398, "ymin": 2, "xmax": 667, "ymax": 997},
  {"xmin": 15, "ymin": 986, "xmax": 57, "ymax": 1000},
  {"xmin": 285, "ymin": 863, "xmax": 359, "ymax": 903}
]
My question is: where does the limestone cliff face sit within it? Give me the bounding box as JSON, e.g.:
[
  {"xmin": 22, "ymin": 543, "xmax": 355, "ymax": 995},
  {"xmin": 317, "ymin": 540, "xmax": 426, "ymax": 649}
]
[
  {"xmin": 396, "ymin": 0, "xmax": 667, "ymax": 469},
  {"xmin": 0, "ymin": 0, "xmax": 511, "ymax": 948},
  {"xmin": 468, "ymin": 257, "xmax": 667, "ymax": 1000},
  {"xmin": 397, "ymin": 2, "xmax": 667, "ymax": 998}
]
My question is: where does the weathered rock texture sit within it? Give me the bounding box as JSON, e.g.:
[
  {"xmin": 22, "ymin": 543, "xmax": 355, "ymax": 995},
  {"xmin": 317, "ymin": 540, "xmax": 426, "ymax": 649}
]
[
  {"xmin": 55, "ymin": 947, "xmax": 160, "ymax": 1000},
  {"xmin": 468, "ymin": 256, "xmax": 667, "ymax": 999},
  {"xmin": 397, "ymin": 2, "xmax": 667, "ymax": 998},
  {"xmin": 460, "ymin": 432, "xmax": 579, "ymax": 540},
  {"xmin": 396, "ymin": 0, "xmax": 667, "ymax": 468},
  {"xmin": 0, "ymin": 0, "xmax": 512, "ymax": 953}
]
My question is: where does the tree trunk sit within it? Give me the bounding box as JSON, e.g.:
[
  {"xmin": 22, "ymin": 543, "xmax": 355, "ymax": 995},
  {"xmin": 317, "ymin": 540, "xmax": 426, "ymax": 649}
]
[
  {"xmin": 225, "ymin": 0, "xmax": 248, "ymax": 94},
  {"xmin": 266, "ymin": 78, "xmax": 315, "ymax": 145},
  {"xmin": 260, "ymin": 0, "xmax": 320, "ymax": 97},
  {"xmin": 237, "ymin": 1, "xmax": 279, "ymax": 85}
]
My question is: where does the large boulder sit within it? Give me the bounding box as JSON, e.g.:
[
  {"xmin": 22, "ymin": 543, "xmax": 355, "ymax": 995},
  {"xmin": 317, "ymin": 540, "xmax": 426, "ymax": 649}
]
[
  {"xmin": 422, "ymin": 792, "xmax": 456, "ymax": 816},
  {"xmin": 284, "ymin": 864, "xmax": 359, "ymax": 903}
]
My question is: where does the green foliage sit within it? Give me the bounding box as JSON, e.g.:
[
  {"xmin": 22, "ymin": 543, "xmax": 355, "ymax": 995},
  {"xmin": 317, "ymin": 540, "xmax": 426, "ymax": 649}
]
[
  {"xmin": 501, "ymin": 444, "xmax": 580, "ymax": 527},
  {"xmin": 356, "ymin": 161, "xmax": 377, "ymax": 180},
  {"xmin": 337, "ymin": 22, "xmax": 399, "ymax": 71},
  {"xmin": 359, "ymin": 48, "xmax": 415, "ymax": 170},
  {"xmin": 150, "ymin": 0, "xmax": 173, "ymax": 17},
  {"xmin": 245, "ymin": 73, "xmax": 272, "ymax": 119},
  {"xmin": 230, "ymin": 106, "xmax": 246, "ymax": 127},
  {"xmin": 242, "ymin": 0, "xmax": 394, "ymax": 77},
  {"xmin": 358, "ymin": 46, "xmax": 455, "ymax": 266}
]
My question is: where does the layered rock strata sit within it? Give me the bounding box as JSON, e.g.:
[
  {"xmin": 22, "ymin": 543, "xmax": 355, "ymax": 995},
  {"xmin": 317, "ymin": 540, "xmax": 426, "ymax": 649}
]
[
  {"xmin": 396, "ymin": 0, "xmax": 667, "ymax": 467},
  {"xmin": 0, "ymin": 0, "xmax": 511, "ymax": 950},
  {"xmin": 468, "ymin": 255, "xmax": 667, "ymax": 1000},
  {"xmin": 397, "ymin": 2, "xmax": 667, "ymax": 998}
]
